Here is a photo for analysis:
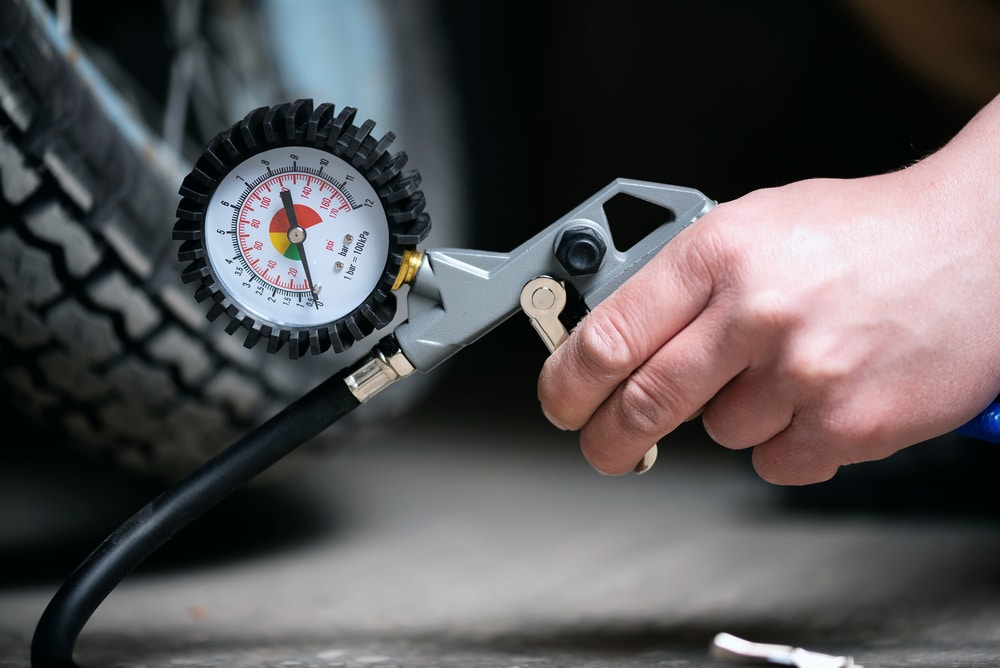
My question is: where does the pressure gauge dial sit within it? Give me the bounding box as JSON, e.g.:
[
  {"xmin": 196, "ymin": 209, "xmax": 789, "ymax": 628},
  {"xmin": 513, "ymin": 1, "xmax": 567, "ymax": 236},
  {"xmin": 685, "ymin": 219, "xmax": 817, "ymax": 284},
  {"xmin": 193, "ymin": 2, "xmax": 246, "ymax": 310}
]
[{"xmin": 173, "ymin": 100, "xmax": 430, "ymax": 358}]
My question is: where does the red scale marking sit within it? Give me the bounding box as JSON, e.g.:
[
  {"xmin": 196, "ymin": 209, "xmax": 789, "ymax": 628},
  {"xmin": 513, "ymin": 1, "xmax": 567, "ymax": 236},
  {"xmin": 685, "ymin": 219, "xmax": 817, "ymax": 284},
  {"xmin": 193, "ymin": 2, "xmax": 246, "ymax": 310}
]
[{"xmin": 235, "ymin": 172, "xmax": 352, "ymax": 292}]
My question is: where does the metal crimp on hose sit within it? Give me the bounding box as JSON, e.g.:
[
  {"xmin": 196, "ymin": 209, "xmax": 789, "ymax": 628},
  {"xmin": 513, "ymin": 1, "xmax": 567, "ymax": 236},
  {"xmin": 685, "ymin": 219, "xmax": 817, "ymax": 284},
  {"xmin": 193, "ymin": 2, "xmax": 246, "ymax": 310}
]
[{"xmin": 344, "ymin": 339, "xmax": 416, "ymax": 403}]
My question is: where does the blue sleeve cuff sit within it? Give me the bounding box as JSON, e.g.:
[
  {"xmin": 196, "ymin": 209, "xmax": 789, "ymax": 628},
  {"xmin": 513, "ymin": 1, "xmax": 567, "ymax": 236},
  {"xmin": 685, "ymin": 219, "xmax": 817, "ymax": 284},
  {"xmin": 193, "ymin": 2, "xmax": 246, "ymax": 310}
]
[{"xmin": 955, "ymin": 401, "xmax": 1000, "ymax": 443}]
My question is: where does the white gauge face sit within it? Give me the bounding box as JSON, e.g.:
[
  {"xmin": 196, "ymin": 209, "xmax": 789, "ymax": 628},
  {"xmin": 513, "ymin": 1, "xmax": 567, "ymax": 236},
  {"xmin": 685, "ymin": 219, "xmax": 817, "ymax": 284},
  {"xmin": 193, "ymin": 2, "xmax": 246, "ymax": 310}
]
[{"xmin": 203, "ymin": 146, "xmax": 390, "ymax": 329}]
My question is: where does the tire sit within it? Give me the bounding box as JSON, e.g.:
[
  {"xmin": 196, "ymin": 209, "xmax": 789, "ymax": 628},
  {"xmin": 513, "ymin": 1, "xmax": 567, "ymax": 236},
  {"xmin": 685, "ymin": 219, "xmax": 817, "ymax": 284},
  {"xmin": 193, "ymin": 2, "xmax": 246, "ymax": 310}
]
[{"xmin": 0, "ymin": 0, "xmax": 465, "ymax": 480}]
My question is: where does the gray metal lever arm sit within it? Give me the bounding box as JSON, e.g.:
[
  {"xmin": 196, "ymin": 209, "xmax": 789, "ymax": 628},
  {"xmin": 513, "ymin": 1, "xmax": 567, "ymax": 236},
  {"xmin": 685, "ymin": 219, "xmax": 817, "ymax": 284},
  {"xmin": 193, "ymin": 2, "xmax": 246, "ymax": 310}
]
[{"xmin": 393, "ymin": 178, "xmax": 715, "ymax": 373}]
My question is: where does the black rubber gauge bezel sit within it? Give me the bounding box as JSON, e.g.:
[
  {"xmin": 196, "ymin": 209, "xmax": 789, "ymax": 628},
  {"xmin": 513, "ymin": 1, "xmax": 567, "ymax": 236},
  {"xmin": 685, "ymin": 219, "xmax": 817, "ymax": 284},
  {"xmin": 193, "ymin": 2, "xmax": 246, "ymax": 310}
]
[{"xmin": 173, "ymin": 99, "xmax": 431, "ymax": 359}]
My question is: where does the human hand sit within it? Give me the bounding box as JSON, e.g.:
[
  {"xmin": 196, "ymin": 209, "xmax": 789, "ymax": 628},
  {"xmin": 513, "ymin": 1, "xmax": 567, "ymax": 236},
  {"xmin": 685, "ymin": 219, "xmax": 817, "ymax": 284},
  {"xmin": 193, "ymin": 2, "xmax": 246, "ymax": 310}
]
[{"xmin": 537, "ymin": 95, "xmax": 1000, "ymax": 484}]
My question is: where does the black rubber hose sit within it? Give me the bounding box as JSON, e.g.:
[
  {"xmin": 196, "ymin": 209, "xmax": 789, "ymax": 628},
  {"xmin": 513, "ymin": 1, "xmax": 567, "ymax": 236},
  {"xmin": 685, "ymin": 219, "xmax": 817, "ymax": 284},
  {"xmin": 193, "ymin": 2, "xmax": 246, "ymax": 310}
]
[{"xmin": 30, "ymin": 367, "xmax": 362, "ymax": 668}]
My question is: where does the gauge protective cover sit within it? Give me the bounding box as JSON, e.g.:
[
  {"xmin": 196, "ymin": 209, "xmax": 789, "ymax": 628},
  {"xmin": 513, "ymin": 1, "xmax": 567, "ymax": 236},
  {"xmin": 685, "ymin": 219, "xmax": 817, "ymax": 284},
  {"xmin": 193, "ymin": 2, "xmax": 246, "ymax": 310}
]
[{"xmin": 173, "ymin": 99, "xmax": 431, "ymax": 359}]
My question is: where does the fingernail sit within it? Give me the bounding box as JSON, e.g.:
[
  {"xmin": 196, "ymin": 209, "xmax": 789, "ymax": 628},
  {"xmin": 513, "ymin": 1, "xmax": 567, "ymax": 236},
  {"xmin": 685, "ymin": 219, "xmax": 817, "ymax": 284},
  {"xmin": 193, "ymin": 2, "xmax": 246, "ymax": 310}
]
[{"xmin": 633, "ymin": 444, "xmax": 658, "ymax": 475}]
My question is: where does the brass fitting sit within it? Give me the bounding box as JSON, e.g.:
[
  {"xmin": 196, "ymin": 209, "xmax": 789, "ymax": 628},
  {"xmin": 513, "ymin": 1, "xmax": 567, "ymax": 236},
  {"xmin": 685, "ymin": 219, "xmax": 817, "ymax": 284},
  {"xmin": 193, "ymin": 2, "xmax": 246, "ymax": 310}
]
[{"xmin": 391, "ymin": 249, "xmax": 423, "ymax": 291}]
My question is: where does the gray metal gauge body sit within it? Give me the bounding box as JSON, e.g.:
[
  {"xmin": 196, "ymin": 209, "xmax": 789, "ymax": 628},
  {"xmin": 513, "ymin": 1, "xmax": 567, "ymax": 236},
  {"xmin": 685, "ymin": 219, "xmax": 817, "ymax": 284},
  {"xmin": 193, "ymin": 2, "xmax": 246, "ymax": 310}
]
[{"xmin": 395, "ymin": 179, "xmax": 715, "ymax": 372}]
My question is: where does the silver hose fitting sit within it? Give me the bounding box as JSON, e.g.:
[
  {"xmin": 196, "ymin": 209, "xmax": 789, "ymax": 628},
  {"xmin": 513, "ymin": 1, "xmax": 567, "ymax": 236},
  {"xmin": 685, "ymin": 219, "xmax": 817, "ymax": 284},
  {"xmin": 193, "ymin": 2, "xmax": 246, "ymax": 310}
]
[{"xmin": 344, "ymin": 343, "xmax": 417, "ymax": 403}]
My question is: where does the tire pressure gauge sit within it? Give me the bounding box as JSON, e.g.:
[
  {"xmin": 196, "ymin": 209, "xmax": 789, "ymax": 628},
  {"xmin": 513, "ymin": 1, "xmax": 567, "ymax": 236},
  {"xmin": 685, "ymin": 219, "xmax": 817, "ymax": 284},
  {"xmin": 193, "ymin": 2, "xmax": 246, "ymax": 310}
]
[{"xmin": 173, "ymin": 99, "xmax": 430, "ymax": 358}]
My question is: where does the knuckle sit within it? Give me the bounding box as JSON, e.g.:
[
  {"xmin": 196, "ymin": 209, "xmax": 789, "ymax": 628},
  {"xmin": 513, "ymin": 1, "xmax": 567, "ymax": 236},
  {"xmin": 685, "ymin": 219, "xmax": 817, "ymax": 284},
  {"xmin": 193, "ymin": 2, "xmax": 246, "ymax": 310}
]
[
  {"xmin": 694, "ymin": 202, "xmax": 754, "ymax": 268},
  {"xmin": 785, "ymin": 334, "xmax": 852, "ymax": 387},
  {"xmin": 573, "ymin": 315, "xmax": 643, "ymax": 382},
  {"xmin": 615, "ymin": 373, "xmax": 681, "ymax": 439},
  {"xmin": 742, "ymin": 289, "xmax": 797, "ymax": 331}
]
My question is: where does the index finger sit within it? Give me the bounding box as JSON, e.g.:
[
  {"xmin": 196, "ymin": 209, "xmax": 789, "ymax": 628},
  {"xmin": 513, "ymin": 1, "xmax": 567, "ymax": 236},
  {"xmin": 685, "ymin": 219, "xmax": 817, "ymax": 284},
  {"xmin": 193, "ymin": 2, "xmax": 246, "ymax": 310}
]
[{"xmin": 537, "ymin": 223, "xmax": 718, "ymax": 431}]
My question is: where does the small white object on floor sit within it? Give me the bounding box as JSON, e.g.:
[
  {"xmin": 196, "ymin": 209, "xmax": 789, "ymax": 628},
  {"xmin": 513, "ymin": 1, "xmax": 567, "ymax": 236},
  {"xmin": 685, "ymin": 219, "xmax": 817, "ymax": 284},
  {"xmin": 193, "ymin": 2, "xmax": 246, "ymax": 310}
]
[{"xmin": 710, "ymin": 632, "xmax": 861, "ymax": 668}]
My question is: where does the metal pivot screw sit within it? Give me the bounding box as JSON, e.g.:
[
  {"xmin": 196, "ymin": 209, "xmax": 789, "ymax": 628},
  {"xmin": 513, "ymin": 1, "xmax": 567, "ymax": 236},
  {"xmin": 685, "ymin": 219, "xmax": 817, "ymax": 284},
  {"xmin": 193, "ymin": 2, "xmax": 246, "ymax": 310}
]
[
  {"xmin": 520, "ymin": 277, "xmax": 569, "ymax": 353},
  {"xmin": 555, "ymin": 226, "xmax": 607, "ymax": 276}
]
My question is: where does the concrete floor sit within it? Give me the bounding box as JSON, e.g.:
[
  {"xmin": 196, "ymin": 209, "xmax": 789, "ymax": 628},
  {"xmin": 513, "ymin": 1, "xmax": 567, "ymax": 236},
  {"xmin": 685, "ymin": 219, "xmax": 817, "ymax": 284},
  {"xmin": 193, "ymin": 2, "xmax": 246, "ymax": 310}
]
[{"xmin": 3, "ymin": 392, "xmax": 1000, "ymax": 668}]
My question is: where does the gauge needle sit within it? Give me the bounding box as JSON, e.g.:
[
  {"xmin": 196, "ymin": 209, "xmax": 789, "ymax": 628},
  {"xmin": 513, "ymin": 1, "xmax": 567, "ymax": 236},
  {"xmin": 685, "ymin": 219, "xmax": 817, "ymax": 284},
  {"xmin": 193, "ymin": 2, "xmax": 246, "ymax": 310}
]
[{"xmin": 280, "ymin": 189, "xmax": 320, "ymax": 309}]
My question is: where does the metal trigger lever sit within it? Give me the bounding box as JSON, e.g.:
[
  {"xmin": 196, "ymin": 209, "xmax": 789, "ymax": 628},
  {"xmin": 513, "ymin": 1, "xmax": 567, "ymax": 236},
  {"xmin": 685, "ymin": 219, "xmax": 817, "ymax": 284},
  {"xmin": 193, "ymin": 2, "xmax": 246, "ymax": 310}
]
[{"xmin": 519, "ymin": 277, "xmax": 658, "ymax": 475}]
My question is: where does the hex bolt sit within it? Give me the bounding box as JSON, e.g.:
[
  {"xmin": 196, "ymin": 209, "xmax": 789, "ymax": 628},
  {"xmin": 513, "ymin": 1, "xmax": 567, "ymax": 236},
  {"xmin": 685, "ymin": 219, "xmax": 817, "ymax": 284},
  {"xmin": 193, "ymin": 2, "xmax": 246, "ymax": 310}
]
[{"xmin": 555, "ymin": 226, "xmax": 607, "ymax": 276}]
